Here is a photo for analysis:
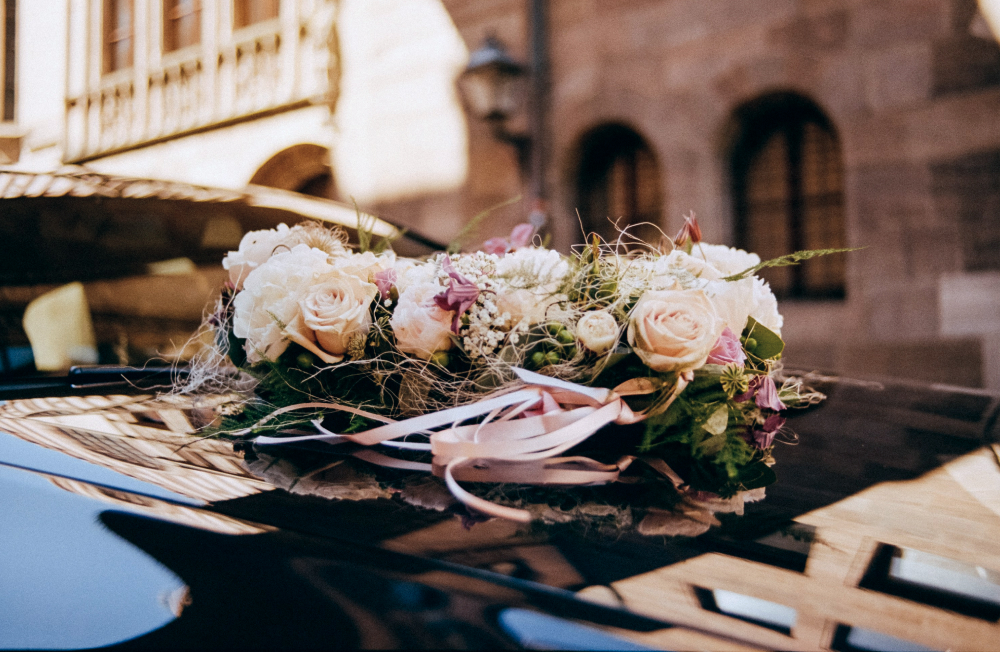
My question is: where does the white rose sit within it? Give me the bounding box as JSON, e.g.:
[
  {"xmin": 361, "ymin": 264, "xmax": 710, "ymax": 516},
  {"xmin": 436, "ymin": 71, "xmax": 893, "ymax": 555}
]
[
  {"xmin": 577, "ymin": 310, "xmax": 619, "ymax": 354},
  {"xmin": 223, "ymin": 224, "xmax": 295, "ymax": 289},
  {"xmin": 390, "ymin": 282, "xmax": 454, "ymax": 360},
  {"xmin": 627, "ymin": 289, "xmax": 723, "ymax": 373},
  {"xmin": 301, "ymin": 273, "xmax": 378, "ymax": 359},
  {"xmin": 232, "ymin": 244, "xmax": 333, "ymax": 363},
  {"xmin": 496, "ymin": 288, "xmax": 563, "ymax": 328},
  {"xmin": 699, "ymin": 244, "xmax": 760, "ymax": 277}
]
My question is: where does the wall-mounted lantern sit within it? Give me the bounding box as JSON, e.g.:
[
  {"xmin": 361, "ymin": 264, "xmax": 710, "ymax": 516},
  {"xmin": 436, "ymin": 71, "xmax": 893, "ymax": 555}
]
[{"xmin": 457, "ymin": 36, "xmax": 530, "ymax": 168}]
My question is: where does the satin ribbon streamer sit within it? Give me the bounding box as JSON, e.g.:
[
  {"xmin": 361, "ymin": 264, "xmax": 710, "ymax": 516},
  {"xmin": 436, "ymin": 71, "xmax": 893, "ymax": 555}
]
[{"xmin": 251, "ymin": 367, "xmax": 692, "ymax": 522}]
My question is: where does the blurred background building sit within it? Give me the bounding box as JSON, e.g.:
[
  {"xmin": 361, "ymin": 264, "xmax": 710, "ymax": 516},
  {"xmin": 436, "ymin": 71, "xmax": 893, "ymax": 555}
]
[{"xmin": 0, "ymin": 0, "xmax": 998, "ymax": 389}]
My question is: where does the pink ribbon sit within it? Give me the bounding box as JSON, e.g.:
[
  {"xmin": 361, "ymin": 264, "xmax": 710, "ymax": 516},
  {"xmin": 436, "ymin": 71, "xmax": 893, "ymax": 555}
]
[{"xmin": 251, "ymin": 367, "xmax": 692, "ymax": 522}]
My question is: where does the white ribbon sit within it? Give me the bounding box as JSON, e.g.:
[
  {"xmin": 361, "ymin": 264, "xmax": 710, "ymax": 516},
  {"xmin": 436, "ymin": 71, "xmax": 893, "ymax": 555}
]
[{"xmin": 253, "ymin": 367, "xmax": 692, "ymax": 522}]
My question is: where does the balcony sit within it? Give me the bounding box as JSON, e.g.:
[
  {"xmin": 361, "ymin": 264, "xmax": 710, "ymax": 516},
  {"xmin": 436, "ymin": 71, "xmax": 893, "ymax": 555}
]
[{"xmin": 65, "ymin": 0, "xmax": 337, "ymax": 162}]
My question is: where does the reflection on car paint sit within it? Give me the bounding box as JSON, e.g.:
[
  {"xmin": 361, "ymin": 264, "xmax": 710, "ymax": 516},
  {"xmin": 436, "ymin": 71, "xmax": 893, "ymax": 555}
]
[
  {"xmin": 0, "ymin": 430, "xmax": 200, "ymax": 505},
  {"xmin": 0, "ymin": 464, "xmax": 185, "ymax": 649},
  {"xmin": 497, "ymin": 608, "xmax": 654, "ymax": 651}
]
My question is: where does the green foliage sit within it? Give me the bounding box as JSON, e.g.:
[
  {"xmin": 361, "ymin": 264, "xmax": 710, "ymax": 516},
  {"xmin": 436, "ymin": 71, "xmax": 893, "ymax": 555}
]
[
  {"xmin": 742, "ymin": 317, "xmax": 784, "ymax": 362},
  {"xmin": 721, "ymin": 246, "xmax": 863, "ymax": 282},
  {"xmin": 638, "ymin": 365, "xmax": 771, "ymax": 496}
]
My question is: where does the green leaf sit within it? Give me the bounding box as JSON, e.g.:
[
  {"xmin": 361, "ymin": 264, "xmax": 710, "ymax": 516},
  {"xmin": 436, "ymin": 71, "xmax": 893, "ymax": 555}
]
[
  {"xmin": 742, "ymin": 317, "xmax": 784, "ymax": 360},
  {"xmin": 226, "ymin": 330, "xmax": 246, "ymax": 367},
  {"xmin": 699, "ymin": 430, "xmax": 727, "ymax": 455},
  {"xmin": 702, "ymin": 405, "xmax": 729, "ymax": 436},
  {"xmin": 721, "ymin": 246, "xmax": 863, "ymax": 282},
  {"xmin": 735, "ymin": 461, "xmax": 777, "ymax": 490}
]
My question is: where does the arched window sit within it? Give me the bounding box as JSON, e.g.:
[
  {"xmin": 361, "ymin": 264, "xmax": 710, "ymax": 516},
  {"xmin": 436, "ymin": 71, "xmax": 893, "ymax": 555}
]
[
  {"xmin": 731, "ymin": 93, "xmax": 846, "ymax": 298},
  {"xmin": 575, "ymin": 124, "xmax": 663, "ymax": 246}
]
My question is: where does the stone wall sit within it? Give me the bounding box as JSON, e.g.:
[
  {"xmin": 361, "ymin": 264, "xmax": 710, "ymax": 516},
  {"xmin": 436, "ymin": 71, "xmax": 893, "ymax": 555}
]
[{"xmin": 404, "ymin": 0, "xmax": 1000, "ymax": 388}]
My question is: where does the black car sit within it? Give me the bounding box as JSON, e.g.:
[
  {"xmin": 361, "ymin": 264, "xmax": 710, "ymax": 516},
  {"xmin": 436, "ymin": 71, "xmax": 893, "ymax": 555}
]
[{"xmin": 2, "ymin": 369, "xmax": 998, "ymax": 650}]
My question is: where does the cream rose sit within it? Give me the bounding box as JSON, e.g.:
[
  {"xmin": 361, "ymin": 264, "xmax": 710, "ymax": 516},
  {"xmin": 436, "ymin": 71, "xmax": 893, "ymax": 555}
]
[
  {"xmin": 496, "ymin": 288, "xmax": 564, "ymax": 328},
  {"xmin": 577, "ymin": 310, "xmax": 619, "ymax": 354},
  {"xmin": 627, "ymin": 289, "xmax": 723, "ymax": 373},
  {"xmin": 223, "ymin": 224, "xmax": 295, "ymax": 289},
  {"xmin": 390, "ymin": 282, "xmax": 454, "ymax": 360},
  {"xmin": 232, "ymin": 244, "xmax": 333, "ymax": 363},
  {"xmin": 301, "ymin": 273, "xmax": 378, "ymax": 359}
]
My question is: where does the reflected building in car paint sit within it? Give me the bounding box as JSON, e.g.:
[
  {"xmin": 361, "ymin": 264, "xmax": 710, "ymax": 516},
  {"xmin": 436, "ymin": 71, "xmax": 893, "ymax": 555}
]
[
  {"xmin": 2, "ymin": 386, "xmax": 1000, "ymax": 649},
  {"xmin": 0, "ymin": 393, "xmax": 270, "ymax": 504}
]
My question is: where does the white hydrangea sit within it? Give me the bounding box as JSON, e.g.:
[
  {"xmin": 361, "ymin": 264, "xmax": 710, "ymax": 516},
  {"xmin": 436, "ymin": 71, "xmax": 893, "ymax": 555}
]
[
  {"xmin": 703, "ymin": 276, "xmax": 783, "ymax": 335},
  {"xmin": 496, "ymin": 247, "xmax": 570, "ymax": 290},
  {"xmin": 698, "ymin": 244, "xmax": 760, "ymax": 277},
  {"xmin": 750, "ymin": 277, "xmax": 783, "ymax": 334}
]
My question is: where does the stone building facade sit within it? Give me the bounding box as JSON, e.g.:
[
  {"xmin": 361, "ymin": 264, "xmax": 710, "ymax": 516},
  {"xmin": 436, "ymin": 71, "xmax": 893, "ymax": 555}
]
[
  {"xmin": 415, "ymin": 0, "xmax": 1000, "ymax": 389},
  {"xmin": 1, "ymin": 0, "xmax": 997, "ymax": 388}
]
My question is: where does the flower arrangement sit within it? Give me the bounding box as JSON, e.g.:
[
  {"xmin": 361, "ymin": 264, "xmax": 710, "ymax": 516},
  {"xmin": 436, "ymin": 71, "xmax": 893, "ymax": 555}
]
[{"xmin": 189, "ymin": 215, "xmax": 841, "ymax": 527}]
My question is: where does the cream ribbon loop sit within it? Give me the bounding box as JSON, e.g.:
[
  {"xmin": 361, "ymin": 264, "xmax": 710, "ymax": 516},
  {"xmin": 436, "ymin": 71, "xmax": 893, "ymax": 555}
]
[{"xmin": 252, "ymin": 366, "xmax": 691, "ymax": 521}]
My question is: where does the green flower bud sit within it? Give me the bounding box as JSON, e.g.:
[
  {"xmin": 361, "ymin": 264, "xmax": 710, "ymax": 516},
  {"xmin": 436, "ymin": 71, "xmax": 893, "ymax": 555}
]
[
  {"xmin": 557, "ymin": 329, "xmax": 575, "ymax": 345},
  {"xmin": 530, "ymin": 351, "xmax": 547, "ymax": 368},
  {"xmin": 564, "ymin": 345, "xmax": 577, "ymax": 359},
  {"xmin": 546, "ymin": 322, "xmax": 563, "ymax": 336},
  {"xmin": 745, "ymin": 337, "xmax": 757, "ymax": 351},
  {"xmin": 430, "ymin": 351, "xmax": 450, "ymax": 367},
  {"xmin": 296, "ymin": 352, "xmax": 317, "ymax": 369},
  {"xmin": 544, "ymin": 351, "xmax": 561, "ymax": 366},
  {"xmin": 388, "ymin": 286, "xmax": 399, "ymax": 302}
]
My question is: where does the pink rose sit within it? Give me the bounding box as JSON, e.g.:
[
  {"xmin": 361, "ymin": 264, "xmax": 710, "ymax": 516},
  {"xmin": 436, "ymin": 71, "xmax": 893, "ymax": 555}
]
[
  {"xmin": 707, "ymin": 327, "xmax": 747, "ymax": 366},
  {"xmin": 391, "ymin": 282, "xmax": 455, "ymax": 360}
]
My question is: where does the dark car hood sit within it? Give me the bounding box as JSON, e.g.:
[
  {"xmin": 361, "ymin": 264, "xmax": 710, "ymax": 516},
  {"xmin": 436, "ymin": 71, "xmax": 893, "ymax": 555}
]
[{"xmin": 1, "ymin": 375, "xmax": 999, "ymax": 650}]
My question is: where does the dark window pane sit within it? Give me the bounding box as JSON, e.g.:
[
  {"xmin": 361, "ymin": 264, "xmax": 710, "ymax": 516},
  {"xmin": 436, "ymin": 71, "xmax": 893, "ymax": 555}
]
[
  {"xmin": 732, "ymin": 93, "xmax": 846, "ymax": 299},
  {"xmin": 576, "ymin": 124, "xmax": 663, "ymax": 247},
  {"xmin": 234, "ymin": 0, "xmax": 279, "ymax": 29},
  {"xmin": 164, "ymin": 0, "xmax": 201, "ymax": 52},
  {"xmin": 104, "ymin": 0, "xmax": 133, "ymax": 73}
]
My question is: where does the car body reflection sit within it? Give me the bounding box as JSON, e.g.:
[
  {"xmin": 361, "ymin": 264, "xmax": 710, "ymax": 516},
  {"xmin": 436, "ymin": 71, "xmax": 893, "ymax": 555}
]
[
  {"xmin": 0, "ymin": 464, "xmax": 185, "ymax": 649},
  {"xmin": 0, "ymin": 374, "xmax": 998, "ymax": 649}
]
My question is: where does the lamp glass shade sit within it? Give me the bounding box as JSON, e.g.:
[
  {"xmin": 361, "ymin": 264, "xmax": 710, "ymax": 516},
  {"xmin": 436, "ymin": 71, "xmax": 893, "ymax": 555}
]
[{"xmin": 458, "ymin": 37, "xmax": 526, "ymax": 121}]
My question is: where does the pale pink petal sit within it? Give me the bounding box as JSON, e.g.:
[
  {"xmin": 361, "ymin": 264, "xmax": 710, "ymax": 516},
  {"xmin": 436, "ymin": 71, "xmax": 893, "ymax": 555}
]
[
  {"xmin": 482, "ymin": 237, "xmax": 509, "ymax": 255},
  {"xmin": 509, "ymin": 223, "xmax": 535, "ymax": 249}
]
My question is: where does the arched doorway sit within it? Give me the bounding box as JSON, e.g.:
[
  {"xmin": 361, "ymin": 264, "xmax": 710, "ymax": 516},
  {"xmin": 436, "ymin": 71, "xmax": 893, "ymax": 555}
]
[
  {"xmin": 250, "ymin": 143, "xmax": 337, "ymax": 199},
  {"xmin": 574, "ymin": 124, "xmax": 663, "ymax": 246},
  {"xmin": 729, "ymin": 92, "xmax": 846, "ymax": 299}
]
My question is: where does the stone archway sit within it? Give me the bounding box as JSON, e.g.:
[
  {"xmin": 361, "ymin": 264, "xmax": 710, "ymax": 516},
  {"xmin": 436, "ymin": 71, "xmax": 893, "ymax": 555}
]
[
  {"xmin": 250, "ymin": 143, "xmax": 337, "ymax": 199},
  {"xmin": 573, "ymin": 123, "xmax": 664, "ymax": 247}
]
